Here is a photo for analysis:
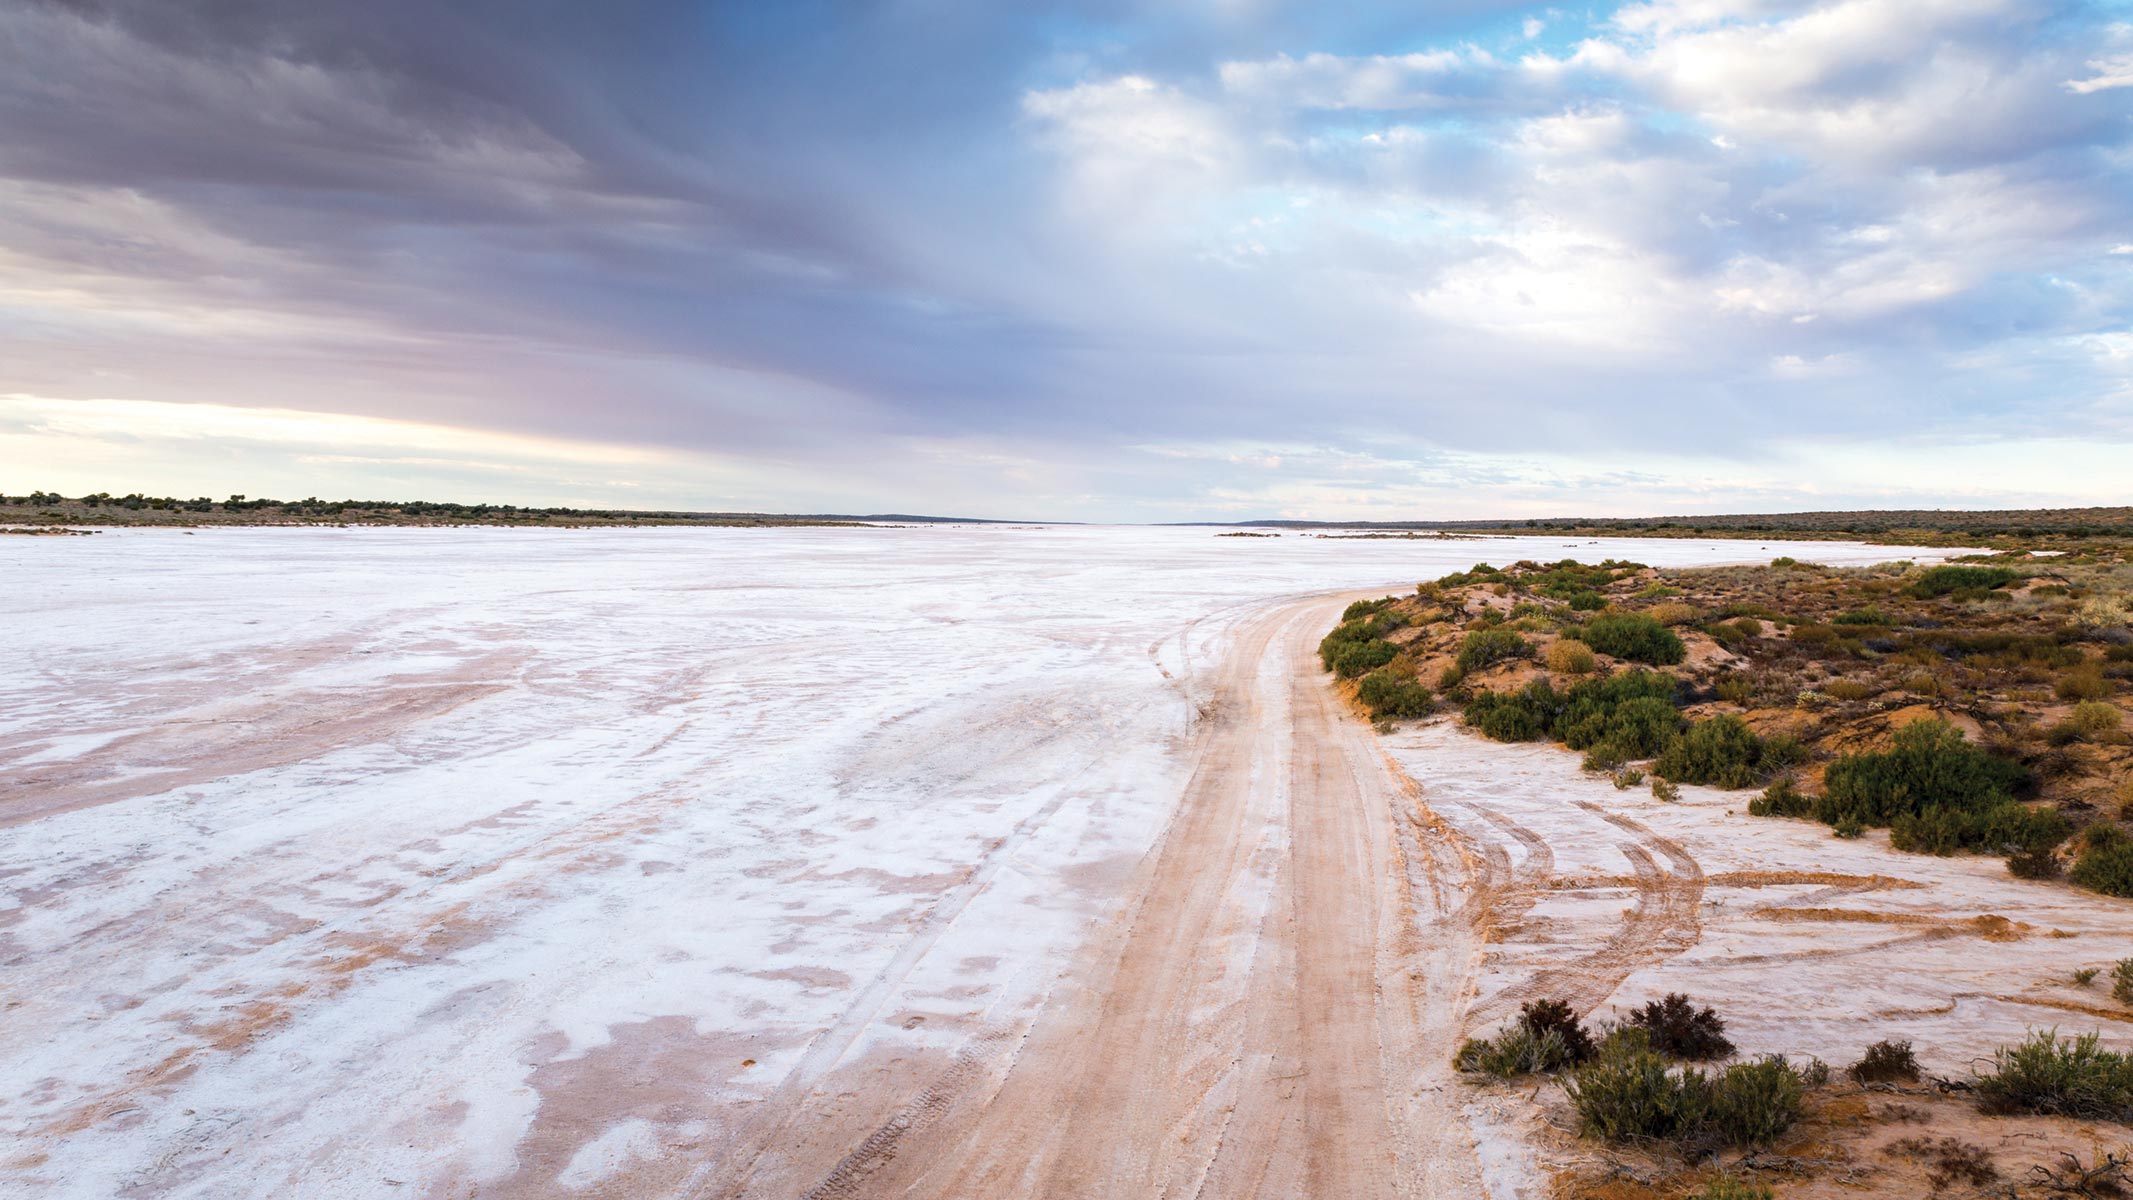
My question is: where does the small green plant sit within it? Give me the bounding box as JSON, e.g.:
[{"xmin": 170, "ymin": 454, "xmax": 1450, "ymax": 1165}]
[
  {"xmin": 1749, "ymin": 777, "xmax": 1813, "ymax": 818},
  {"xmin": 1456, "ymin": 628, "xmax": 1534, "ymax": 673},
  {"xmin": 1577, "ymin": 612, "xmax": 1688, "ymax": 665},
  {"xmin": 2074, "ymin": 967, "xmax": 2100, "ymax": 987},
  {"xmin": 1833, "ymin": 815, "xmax": 1864, "ymax": 838},
  {"xmin": 1454, "ymin": 997, "xmax": 1598, "ymax": 1077},
  {"xmin": 1614, "ymin": 766, "xmax": 1645, "ymax": 790},
  {"xmin": 1655, "ymin": 716, "xmax": 1773, "ymax": 789},
  {"xmin": 2116, "ymin": 958, "xmax": 2133, "ymax": 1005},
  {"xmin": 1357, "ymin": 668, "xmax": 1432, "ymax": 718},
  {"xmin": 1564, "ymin": 1041, "xmax": 1804, "ymax": 1150},
  {"xmin": 2072, "ymin": 826, "xmax": 2133, "ymax": 898},
  {"xmin": 1651, "ymin": 776, "xmax": 1682, "ymax": 801},
  {"xmin": 1975, "ymin": 1030, "xmax": 2133, "ymax": 1122},
  {"xmin": 1709, "ymin": 1056, "xmax": 1805, "ymax": 1147},
  {"xmin": 1909, "ymin": 564, "xmax": 2020, "ymax": 599},
  {"xmin": 1848, "ymin": 1039, "xmax": 1921, "ymax": 1084}
]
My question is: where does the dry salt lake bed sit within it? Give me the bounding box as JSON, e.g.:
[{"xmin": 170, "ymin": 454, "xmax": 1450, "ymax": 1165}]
[{"xmin": 6, "ymin": 525, "xmax": 2128, "ymax": 1198}]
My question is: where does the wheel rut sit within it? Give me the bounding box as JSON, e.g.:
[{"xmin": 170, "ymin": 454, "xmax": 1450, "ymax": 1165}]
[{"xmin": 711, "ymin": 592, "xmax": 1490, "ymax": 1199}]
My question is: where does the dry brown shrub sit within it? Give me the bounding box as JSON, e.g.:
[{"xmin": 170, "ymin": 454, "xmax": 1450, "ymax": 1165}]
[
  {"xmin": 1649, "ymin": 602, "xmax": 1699, "ymax": 626},
  {"xmin": 1545, "ymin": 640, "xmax": 1597, "ymax": 674}
]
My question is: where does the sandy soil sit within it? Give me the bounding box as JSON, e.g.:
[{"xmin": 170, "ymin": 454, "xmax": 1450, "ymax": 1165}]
[{"xmin": 0, "ymin": 526, "xmax": 1965, "ymax": 1199}]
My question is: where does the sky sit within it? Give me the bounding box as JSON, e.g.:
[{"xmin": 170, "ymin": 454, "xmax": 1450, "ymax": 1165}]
[{"xmin": 1, "ymin": 0, "xmax": 2130, "ymax": 521}]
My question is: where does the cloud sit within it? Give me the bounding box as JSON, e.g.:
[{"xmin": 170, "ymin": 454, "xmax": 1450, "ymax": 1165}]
[{"xmin": 0, "ymin": 0, "xmax": 2128, "ymax": 519}]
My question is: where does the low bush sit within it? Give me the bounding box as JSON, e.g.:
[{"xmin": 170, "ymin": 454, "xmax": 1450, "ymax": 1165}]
[
  {"xmin": 1357, "ymin": 669, "xmax": 1432, "ymax": 718},
  {"xmin": 1457, "ymin": 628, "xmax": 1534, "ymax": 673},
  {"xmin": 1888, "ymin": 801, "xmax": 2070, "ymax": 858},
  {"xmin": 1464, "ymin": 680, "xmax": 1559, "ymax": 742},
  {"xmin": 1849, "ymin": 1039, "xmax": 1921, "ymax": 1084},
  {"xmin": 1648, "ymin": 602, "xmax": 1699, "ymax": 626},
  {"xmin": 2068, "ymin": 701, "xmax": 2124, "ymax": 739},
  {"xmin": 1817, "ymin": 719, "xmax": 2028, "ymax": 830},
  {"xmin": 1695, "ymin": 1177, "xmax": 1773, "ymax": 1200},
  {"xmin": 2070, "ymin": 826, "xmax": 2133, "ymax": 897},
  {"xmin": 1976, "ymin": 1030, "xmax": 2133, "ymax": 1122},
  {"xmin": 1655, "ymin": 716, "xmax": 1776, "ymax": 789},
  {"xmin": 1520, "ymin": 998, "xmax": 1598, "ymax": 1064},
  {"xmin": 1564, "ymin": 1039, "xmax": 1697, "ymax": 1141},
  {"xmin": 1565, "ymin": 1042, "xmax": 1804, "ymax": 1150},
  {"xmin": 2115, "ymin": 958, "xmax": 2133, "ymax": 1005},
  {"xmin": 1329, "ymin": 638, "xmax": 1397, "ymax": 679},
  {"xmin": 1749, "ymin": 777, "xmax": 1813, "ymax": 818},
  {"xmin": 1456, "ymin": 1025, "xmax": 1574, "ymax": 1078},
  {"xmin": 1709, "ymin": 1056, "xmax": 1806, "ymax": 1147},
  {"xmin": 1835, "ymin": 607, "xmax": 1893, "ymax": 626},
  {"xmin": 1319, "ymin": 615, "xmax": 1395, "ymax": 673},
  {"xmin": 1909, "ymin": 564, "xmax": 2020, "ymax": 599},
  {"xmin": 1628, "ymin": 993, "xmax": 1735, "ymax": 1061},
  {"xmin": 1341, "ymin": 598, "xmax": 1391, "ymax": 622},
  {"xmin": 1577, "ymin": 613, "xmax": 1688, "ymax": 665},
  {"xmin": 1454, "ymin": 998, "xmax": 1597, "ymax": 1077},
  {"xmin": 2059, "ymin": 666, "xmax": 2112, "ymax": 702},
  {"xmin": 1651, "ymin": 775, "xmax": 1682, "ymax": 801},
  {"xmin": 1544, "ymin": 640, "xmax": 1597, "ymax": 674}
]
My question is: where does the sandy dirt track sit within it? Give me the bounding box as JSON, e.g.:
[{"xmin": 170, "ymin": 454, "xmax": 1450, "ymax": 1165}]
[{"xmin": 701, "ymin": 594, "xmax": 1489, "ymax": 1199}]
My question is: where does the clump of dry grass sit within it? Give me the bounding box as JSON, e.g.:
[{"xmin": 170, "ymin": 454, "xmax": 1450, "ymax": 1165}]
[
  {"xmin": 1545, "ymin": 640, "xmax": 1597, "ymax": 674},
  {"xmin": 1648, "ymin": 602, "xmax": 1699, "ymax": 626}
]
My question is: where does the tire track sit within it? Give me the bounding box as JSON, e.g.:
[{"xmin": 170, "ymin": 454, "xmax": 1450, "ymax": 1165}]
[{"xmin": 717, "ymin": 591, "xmax": 1491, "ymax": 1199}]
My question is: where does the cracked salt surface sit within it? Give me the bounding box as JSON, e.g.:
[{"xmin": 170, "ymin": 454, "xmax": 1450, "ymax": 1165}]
[{"xmin": 1, "ymin": 524, "xmax": 1934, "ymax": 1197}]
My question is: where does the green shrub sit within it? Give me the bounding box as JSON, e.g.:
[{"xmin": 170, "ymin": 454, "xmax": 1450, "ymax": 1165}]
[
  {"xmin": 1655, "ymin": 716, "xmax": 1770, "ymax": 789},
  {"xmin": 1834, "ymin": 607, "xmax": 1893, "ymax": 626},
  {"xmin": 1358, "ymin": 669, "xmax": 1432, "ymax": 718},
  {"xmin": 1556, "ymin": 670, "xmax": 1680, "ymax": 744},
  {"xmin": 1817, "ymin": 719, "xmax": 2028, "ymax": 830},
  {"xmin": 2115, "ymin": 959, "xmax": 2133, "ymax": 1005},
  {"xmin": 1463, "ymin": 680, "xmax": 1560, "ymax": 742},
  {"xmin": 1749, "ymin": 777, "xmax": 1813, "ymax": 818},
  {"xmin": 1329, "ymin": 638, "xmax": 1398, "ymax": 679},
  {"xmin": 1909, "ymin": 564, "xmax": 2020, "ymax": 598},
  {"xmin": 1341, "ymin": 598, "xmax": 1388, "ymax": 622},
  {"xmin": 1564, "ymin": 1042, "xmax": 1704, "ymax": 1141},
  {"xmin": 1457, "ymin": 628, "xmax": 1534, "ymax": 673},
  {"xmin": 1976, "ymin": 1030, "xmax": 2133, "ymax": 1122},
  {"xmin": 1709, "ymin": 1056, "xmax": 1805, "ymax": 1147},
  {"xmin": 1889, "ymin": 801, "xmax": 2070, "ymax": 857},
  {"xmin": 1565, "ymin": 1042, "xmax": 1804, "ymax": 1149},
  {"xmin": 1318, "ymin": 616, "xmax": 1390, "ymax": 671},
  {"xmin": 1455, "ymin": 1025, "xmax": 1573, "ymax": 1078},
  {"xmin": 1849, "ymin": 1039, "xmax": 1921, "ymax": 1084},
  {"xmin": 1455, "ymin": 998, "xmax": 1597, "ymax": 1077},
  {"xmin": 1577, "ymin": 613, "xmax": 1688, "ymax": 665},
  {"xmin": 1627, "ymin": 994, "xmax": 1734, "ymax": 1060},
  {"xmin": 2073, "ymin": 829, "xmax": 2133, "ymax": 898},
  {"xmin": 1651, "ymin": 775, "xmax": 1682, "ymax": 802}
]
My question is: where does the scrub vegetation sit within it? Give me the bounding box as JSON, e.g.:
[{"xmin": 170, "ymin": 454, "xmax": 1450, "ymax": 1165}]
[{"xmin": 1324, "ymin": 542, "xmax": 2133, "ymax": 898}]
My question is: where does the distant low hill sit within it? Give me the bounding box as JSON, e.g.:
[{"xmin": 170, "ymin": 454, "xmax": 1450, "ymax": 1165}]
[
  {"xmin": 0, "ymin": 491, "xmax": 1024, "ymax": 528},
  {"xmin": 1216, "ymin": 506, "xmax": 2133, "ymax": 545}
]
